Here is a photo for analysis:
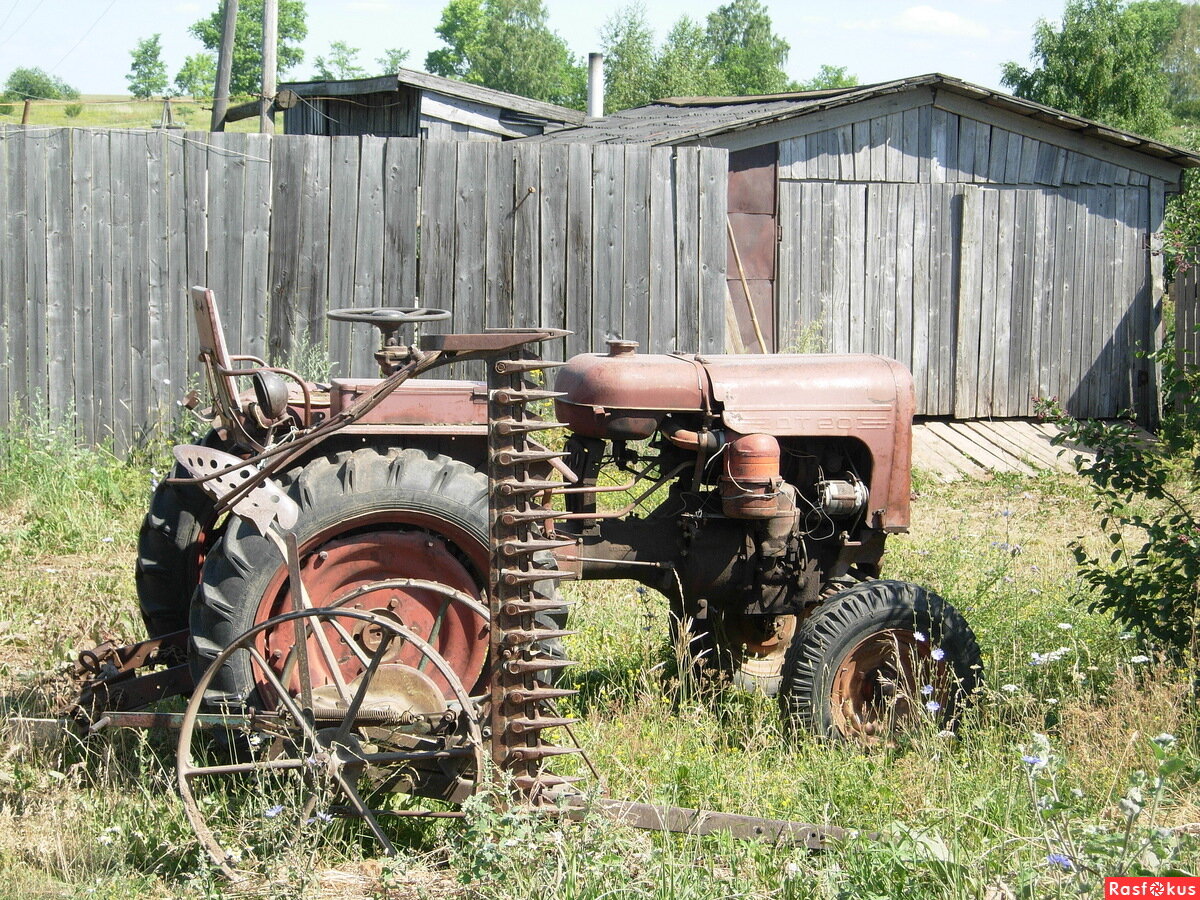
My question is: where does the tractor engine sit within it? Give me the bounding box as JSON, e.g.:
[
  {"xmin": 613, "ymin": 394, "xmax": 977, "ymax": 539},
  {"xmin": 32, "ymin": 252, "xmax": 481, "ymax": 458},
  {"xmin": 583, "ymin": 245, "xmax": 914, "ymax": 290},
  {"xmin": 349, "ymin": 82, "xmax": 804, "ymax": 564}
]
[{"xmin": 551, "ymin": 340, "xmax": 915, "ymax": 631}]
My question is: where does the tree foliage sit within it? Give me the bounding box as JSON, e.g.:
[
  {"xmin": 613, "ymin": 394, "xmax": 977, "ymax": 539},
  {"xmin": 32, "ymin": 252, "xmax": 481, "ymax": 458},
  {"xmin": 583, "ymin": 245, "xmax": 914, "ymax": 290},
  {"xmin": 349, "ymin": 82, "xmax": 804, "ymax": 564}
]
[
  {"xmin": 313, "ymin": 40, "xmax": 366, "ymax": 80},
  {"xmin": 704, "ymin": 0, "xmax": 790, "ymax": 95},
  {"xmin": 1164, "ymin": 3, "xmax": 1200, "ymax": 118},
  {"xmin": 189, "ymin": 0, "xmax": 308, "ymax": 98},
  {"xmin": 598, "ymin": 2, "xmax": 813, "ymax": 112},
  {"xmin": 3, "ymin": 66, "xmax": 79, "ymax": 101},
  {"xmin": 175, "ymin": 53, "xmax": 218, "ymax": 100},
  {"xmin": 425, "ymin": 0, "xmax": 584, "ymax": 108},
  {"xmin": 1001, "ymin": 0, "xmax": 1181, "ymax": 138},
  {"xmin": 376, "ymin": 48, "xmax": 411, "ymax": 74},
  {"xmin": 795, "ymin": 64, "xmax": 859, "ymax": 91},
  {"xmin": 127, "ymin": 34, "xmax": 169, "ymax": 100},
  {"xmin": 1039, "ymin": 343, "xmax": 1200, "ymax": 654}
]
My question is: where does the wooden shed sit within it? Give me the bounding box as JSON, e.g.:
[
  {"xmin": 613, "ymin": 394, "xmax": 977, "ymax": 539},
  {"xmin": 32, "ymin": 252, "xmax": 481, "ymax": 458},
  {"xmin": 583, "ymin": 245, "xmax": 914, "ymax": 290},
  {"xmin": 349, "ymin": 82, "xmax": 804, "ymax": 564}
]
[
  {"xmin": 279, "ymin": 67, "xmax": 584, "ymax": 140},
  {"xmin": 525, "ymin": 74, "xmax": 1200, "ymax": 422}
]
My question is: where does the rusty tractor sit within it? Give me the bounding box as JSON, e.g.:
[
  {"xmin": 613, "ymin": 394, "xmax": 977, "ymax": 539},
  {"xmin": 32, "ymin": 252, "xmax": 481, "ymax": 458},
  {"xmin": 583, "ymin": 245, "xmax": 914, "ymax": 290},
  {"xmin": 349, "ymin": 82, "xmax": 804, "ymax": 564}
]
[{"xmin": 57, "ymin": 287, "xmax": 981, "ymax": 871}]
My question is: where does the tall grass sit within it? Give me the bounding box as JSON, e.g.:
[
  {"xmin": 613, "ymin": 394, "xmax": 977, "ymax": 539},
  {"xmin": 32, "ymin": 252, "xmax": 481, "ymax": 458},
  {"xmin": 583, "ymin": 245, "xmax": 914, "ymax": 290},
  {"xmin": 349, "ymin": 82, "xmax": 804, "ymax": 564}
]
[{"xmin": 0, "ymin": 424, "xmax": 1195, "ymax": 898}]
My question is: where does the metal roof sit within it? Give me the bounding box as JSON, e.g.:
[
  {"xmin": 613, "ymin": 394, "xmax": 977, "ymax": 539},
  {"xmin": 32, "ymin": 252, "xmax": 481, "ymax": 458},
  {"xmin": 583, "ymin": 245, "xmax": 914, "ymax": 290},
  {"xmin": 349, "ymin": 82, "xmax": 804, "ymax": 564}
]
[
  {"xmin": 280, "ymin": 67, "xmax": 586, "ymax": 126},
  {"xmin": 522, "ymin": 73, "xmax": 1200, "ymax": 169}
]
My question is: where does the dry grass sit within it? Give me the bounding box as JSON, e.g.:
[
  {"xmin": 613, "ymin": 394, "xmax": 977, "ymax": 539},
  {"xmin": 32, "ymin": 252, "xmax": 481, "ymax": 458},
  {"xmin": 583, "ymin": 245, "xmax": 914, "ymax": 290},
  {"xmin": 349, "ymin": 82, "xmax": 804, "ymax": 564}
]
[{"xmin": 0, "ymin": 439, "xmax": 1196, "ymax": 897}]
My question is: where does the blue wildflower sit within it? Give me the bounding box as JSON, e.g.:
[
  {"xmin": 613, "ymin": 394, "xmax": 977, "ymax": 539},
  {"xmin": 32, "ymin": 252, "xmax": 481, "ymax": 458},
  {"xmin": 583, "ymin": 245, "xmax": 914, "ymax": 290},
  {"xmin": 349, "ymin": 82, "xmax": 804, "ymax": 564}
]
[
  {"xmin": 1047, "ymin": 853, "xmax": 1073, "ymax": 871},
  {"xmin": 925, "ymin": 700, "xmax": 941, "ymax": 713},
  {"xmin": 931, "ymin": 648, "xmax": 945, "ymax": 661}
]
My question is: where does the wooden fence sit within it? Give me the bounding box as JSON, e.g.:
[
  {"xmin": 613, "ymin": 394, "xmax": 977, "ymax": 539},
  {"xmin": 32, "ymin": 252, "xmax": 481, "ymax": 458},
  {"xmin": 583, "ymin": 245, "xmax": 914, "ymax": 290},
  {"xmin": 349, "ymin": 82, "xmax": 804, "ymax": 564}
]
[
  {"xmin": 0, "ymin": 126, "xmax": 728, "ymax": 450},
  {"xmin": 1175, "ymin": 259, "xmax": 1200, "ymax": 378}
]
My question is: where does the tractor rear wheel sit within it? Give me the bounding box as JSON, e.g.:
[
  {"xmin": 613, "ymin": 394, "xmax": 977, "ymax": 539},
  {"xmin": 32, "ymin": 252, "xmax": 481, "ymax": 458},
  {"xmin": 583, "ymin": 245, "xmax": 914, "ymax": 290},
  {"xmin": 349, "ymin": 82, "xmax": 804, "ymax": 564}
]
[
  {"xmin": 190, "ymin": 446, "xmax": 564, "ymax": 708},
  {"xmin": 779, "ymin": 580, "xmax": 982, "ymax": 742},
  {"xmin": 136, "ymin": 430, "xmax": 226, "ymax": 638}
]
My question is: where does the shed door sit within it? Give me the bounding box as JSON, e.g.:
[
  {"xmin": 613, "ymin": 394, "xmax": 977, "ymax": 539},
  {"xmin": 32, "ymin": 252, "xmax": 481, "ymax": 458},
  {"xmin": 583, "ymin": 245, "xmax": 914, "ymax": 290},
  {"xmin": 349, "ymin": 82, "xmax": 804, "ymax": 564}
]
[
  {"xmin": 954, "ymin": 184, "xmax": 1151, "ymax": 420},
  {"xmin": 727, "ymin": 145, "xmax": 778, "ymax": 352}
]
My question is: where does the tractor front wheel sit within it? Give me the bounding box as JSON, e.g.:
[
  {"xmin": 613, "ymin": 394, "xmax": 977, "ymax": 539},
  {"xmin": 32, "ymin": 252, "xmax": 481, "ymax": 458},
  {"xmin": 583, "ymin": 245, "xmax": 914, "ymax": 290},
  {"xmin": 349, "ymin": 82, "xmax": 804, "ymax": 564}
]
[{"xmin": 779, "ymin": 580, "xmax": 982, "ymax": 742}]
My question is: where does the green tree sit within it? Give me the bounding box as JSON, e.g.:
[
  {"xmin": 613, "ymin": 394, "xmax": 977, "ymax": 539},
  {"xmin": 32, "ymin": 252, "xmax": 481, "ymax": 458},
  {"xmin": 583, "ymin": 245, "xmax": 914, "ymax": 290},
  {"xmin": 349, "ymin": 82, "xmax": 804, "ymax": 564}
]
[
  {"xmin": 600, "ymin": 4, "xmax": 656, "ymax": 112},
  {"xmin": 313, "ymin": 40, "xmax": 366, "ymax": 80},
  {"xmin": 3, "ymin": 66, "xmax": 79, "ymax": 101},
  {"xmin": 127, "ymin": 34, "xmax": 169, "ymax": 99},
  {"xmin": 704, "ymin": 0, "xmax": 791, "ymax": 95},
  {"xmin": 1001, "ymin": 0, "xmax": 1180, "ymax": 138},
  {"xmin": 653, "ymin": 17, "xmax": 727, "ymax": 99},
  {"xmin": 175, "ymin": 53, "xmax": 218, "ymax": 100},
  {"xmin": 425, "ymin": 0, "xmax": 585, "ymax": 108},
  {"xmin": 189, "ymin": 0, "xmax": 308, "ymax": 98},
  {"xmin": 599, "ymin": 2, "xmax": 796, "ymax": 112},
  {"xmin": 794, "ymin": 64, "xmax": 858, "ymax": 91},
  {"xmin": 376, "ymin": 47, "xmax": 410, "ymax": 73},
  {"xmin": 1164, "ymin": 3, "xmax": 1200, "ymax": 118}
]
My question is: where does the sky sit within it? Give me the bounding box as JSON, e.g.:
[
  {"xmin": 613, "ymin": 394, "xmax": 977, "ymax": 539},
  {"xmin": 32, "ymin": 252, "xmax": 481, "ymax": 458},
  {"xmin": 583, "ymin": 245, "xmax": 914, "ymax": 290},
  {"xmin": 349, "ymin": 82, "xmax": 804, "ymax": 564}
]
[{"xmin": 0, "ymin": 0, "xmax": 1069, "ymax": 98}]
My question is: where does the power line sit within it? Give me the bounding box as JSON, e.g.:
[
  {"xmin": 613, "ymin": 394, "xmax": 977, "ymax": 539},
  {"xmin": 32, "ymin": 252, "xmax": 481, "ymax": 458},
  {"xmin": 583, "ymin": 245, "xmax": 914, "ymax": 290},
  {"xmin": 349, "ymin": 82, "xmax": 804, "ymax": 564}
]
[
  {"xmin": 49, "ymin": 0, "xmax": 118, "ymax": 72},
  {"xmin": 0, "ymin": 0, "xmax": 22, "ymax": 35},
  {"xmin": 0, "ymin": 0, "xmax": 46, "ymax": 52}
]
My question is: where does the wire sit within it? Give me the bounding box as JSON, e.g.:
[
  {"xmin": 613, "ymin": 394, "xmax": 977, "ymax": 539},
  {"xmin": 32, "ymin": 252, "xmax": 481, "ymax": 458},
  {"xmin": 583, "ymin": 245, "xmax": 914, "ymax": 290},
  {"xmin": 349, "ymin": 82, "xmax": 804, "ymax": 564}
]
[
  {"xmin": 0, "ymin": 0, "xmax": 45, "ymax": 51},
  {"xmin": 49, "ymin": 0, "xmax": 118, "ymax": 72},
  {"xmin": 0, "ymin": 0, "xmax": 21, "ymax": 35}
]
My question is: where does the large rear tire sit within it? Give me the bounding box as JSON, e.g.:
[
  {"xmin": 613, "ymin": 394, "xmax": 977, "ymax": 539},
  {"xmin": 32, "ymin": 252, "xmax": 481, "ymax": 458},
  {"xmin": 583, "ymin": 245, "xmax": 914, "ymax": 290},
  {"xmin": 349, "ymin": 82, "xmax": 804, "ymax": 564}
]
[
  {"xmin": 136, "ymin": 431, "xmax": 226, "ymax": 638},
  {"xmin": 779, "ymin": 580, "xmax": 982, "ymax": 742},
  {"xmin": 190, "ymin": 446, "xmax": 564, "ymax": 707}
]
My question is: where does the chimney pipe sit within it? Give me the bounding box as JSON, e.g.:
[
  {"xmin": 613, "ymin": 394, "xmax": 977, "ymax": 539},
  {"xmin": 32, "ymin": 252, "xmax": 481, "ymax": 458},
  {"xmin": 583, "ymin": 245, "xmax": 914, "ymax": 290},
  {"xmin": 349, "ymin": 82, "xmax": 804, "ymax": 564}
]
[{"xmin": 587, "ymin": 52, "xmax": 604, "ymax": 118}]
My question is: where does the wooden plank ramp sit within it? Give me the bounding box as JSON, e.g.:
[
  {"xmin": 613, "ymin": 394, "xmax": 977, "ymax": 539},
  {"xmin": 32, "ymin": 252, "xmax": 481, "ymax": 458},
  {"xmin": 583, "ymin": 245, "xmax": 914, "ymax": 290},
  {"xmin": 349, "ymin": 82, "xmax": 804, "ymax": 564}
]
[{"xmin": 912, "ymin": 418, "xmax": 1110, "ymax": 482}]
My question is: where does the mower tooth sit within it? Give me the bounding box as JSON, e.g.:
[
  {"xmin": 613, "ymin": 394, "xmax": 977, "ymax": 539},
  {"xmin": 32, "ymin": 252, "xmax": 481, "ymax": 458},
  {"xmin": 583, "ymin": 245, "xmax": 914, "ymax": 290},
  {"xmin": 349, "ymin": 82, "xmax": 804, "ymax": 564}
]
[
  {"xmin": 506, "ymin": 686, "xmax": 579, "ymax": 705},
  {"xmin": 506, "ymin": 716, "xmax": 579, "ymax": 735},
  {"xmin": 491, "ymin": 388, "xmax": 567, "ymax": 405},
  {"xmin": 492, "ymin": 448, "xmax": 569, "ymax": 466},
  {"xmin": 500, "ymin": 538, "xmax": 576, "ymax": 557},
  {"xmin": 499, "ymin": 509, "xmax": 561, "ymax": 525},
  {"xmin": 512, "ymin": 774, "xmax": 584, "ymax": 792},
  {"xmin": 502, "ymin": 597, "xmax": 576, "ymax": 615},
  {"xmin": 504, "ymin": 657, "xmax": 575, "ymax": 675},
  {"xmin": 493, "ymin": 358, "xmax": 566, "ymax": 375},
  {"xmin": 502, "ymin": 628, "xmax": 578, "ymax": 647},
  {"xmin": 496, "ymin": 478, "xmax": 564, "ymax": 495},
  {"xmin": 494, "ymin": 419, "xmax": 568, "ymax": 436},
  {"xmin": 501, "ymin": 568, "xmax": 577, "ymax": 585},
  {"xmin": 507, "ymin": 746, "xmax": 585, "ymax": 762}
]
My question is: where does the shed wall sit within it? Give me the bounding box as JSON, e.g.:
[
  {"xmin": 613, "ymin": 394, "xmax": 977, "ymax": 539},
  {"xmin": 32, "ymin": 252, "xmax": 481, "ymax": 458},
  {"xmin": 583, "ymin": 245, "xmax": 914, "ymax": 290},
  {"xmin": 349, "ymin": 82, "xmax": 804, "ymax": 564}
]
[{"xmin": 776, "ymin": 102, "xmax": 1159, "ymax": 420}]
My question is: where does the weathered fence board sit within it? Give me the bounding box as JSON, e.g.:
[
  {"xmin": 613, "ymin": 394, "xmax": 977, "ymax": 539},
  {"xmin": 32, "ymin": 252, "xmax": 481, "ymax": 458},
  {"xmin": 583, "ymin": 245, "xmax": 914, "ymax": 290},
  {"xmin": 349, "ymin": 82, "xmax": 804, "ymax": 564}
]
[{"xmin": 0, "ymin": 127, "xmax": 726, "ymax": 447}]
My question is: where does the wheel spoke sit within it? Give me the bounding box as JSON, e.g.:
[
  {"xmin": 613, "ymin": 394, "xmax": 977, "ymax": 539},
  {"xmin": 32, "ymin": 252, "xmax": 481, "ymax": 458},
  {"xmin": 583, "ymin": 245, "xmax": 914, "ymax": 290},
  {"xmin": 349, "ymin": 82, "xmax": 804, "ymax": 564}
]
[
  {"xmin": 182, "ymin": 757, "xmax": 308, "ymax": 778},
  {"xmin": 333, "ymin": 630, "xmax": 394, "ymax": 744},
  {"xmin": 329, "ymin": 765, "xmax": 397, "ymax": 857},
  {"xmin": 248, "ymin": 646, "xmax": 323, "ymax": 747}
]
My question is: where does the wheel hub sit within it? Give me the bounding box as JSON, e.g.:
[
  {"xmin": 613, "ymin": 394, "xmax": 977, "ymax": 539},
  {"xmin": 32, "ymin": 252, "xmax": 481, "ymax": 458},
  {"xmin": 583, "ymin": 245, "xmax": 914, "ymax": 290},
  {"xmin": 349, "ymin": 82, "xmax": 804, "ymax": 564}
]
[
  {"xmin": 829, "ymin": 628, "xmax": 947, "ymax": 741},
  {"xmin": 257, "ymin": 529, "xmax": 488, "ymax": 699}
]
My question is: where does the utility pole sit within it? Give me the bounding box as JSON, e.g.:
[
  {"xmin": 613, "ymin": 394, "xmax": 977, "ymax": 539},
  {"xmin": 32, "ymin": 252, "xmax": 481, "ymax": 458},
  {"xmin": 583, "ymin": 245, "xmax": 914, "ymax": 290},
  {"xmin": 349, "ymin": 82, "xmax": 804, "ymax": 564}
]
[
  {"xmin": 260, "ymin": 0, "xmax": 277, "ymax": 134},
  {"xmin": 210, "ymin": 0, "xmax": 238, "ymax": 132}
]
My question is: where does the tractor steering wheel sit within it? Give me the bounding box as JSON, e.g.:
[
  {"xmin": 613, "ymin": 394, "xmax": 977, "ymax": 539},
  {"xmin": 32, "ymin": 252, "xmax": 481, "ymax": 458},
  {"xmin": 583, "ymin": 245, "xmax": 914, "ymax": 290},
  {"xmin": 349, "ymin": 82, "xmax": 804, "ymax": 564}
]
[{"xmin": 326, "ymin": 307, "xmax": 451, "ymax": 326}]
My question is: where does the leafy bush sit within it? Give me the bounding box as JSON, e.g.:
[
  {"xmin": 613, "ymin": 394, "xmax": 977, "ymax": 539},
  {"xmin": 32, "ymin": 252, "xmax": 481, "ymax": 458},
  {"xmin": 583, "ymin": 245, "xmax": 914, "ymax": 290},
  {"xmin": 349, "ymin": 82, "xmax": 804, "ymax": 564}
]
[
  {"xmin": 1038, "ymin": 343, "xmax": 1200, "ymax": 653},
  {"xmin": 63, "ymin": 102, "xmax": 83, "ymax": 118},
  {"xmin": 0, "ymin": 103, "xmax": 11, "ymax": 116}
]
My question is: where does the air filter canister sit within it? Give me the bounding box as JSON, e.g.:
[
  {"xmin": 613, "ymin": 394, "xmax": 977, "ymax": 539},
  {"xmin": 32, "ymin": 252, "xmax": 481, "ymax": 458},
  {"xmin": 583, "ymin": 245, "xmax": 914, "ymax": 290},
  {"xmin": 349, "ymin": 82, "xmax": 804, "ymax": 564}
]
[{"xmin": 720, "ymin": 433, "xmax": 783, "ymax": 519}]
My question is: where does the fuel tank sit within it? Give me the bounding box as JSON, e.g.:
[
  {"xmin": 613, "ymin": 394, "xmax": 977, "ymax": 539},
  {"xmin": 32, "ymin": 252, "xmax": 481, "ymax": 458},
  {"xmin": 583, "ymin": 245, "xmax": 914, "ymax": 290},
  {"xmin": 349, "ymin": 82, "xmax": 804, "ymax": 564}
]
[{"xmin": 554, "ymin": 345, "xmax": 915, "ymax": 531}]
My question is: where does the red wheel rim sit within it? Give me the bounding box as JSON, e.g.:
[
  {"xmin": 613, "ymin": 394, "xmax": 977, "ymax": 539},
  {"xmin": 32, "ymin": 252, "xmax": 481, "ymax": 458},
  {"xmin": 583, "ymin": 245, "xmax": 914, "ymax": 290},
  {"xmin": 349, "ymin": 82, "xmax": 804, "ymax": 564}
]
[
  {"xmin": 829, "ymin": 629, "xmax": 949, "ymax": 742},
  {"xmin": 254, "ymin": 515, "xmax": 489, "ymax": 700}
]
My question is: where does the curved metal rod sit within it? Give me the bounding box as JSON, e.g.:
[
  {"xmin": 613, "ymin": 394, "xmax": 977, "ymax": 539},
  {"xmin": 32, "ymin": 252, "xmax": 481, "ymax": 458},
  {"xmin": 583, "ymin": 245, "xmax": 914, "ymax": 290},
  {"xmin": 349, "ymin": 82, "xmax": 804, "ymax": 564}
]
[{"xmin": 177, "ymin": 607, "xmax": 484, "ymax": 877}]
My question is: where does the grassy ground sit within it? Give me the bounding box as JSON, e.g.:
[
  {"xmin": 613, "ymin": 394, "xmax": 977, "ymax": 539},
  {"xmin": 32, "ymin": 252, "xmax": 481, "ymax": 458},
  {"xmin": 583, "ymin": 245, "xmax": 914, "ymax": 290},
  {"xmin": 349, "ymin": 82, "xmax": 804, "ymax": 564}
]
[
  {"xmin": 0, "ymin": 423, "xmax": 1196, "ymax": 899},
  {"xmin": 0, "ymin": 95, "xmax": 262, "ymax": 132}
]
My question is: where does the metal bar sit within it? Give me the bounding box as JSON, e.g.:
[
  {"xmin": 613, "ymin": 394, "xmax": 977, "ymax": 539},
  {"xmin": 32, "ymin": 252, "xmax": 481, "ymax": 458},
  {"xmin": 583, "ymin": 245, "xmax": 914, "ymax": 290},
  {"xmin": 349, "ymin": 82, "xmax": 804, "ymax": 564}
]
[{"xmin": 572, "ymin": 797, "xmax": 848, "ymax": 850}]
